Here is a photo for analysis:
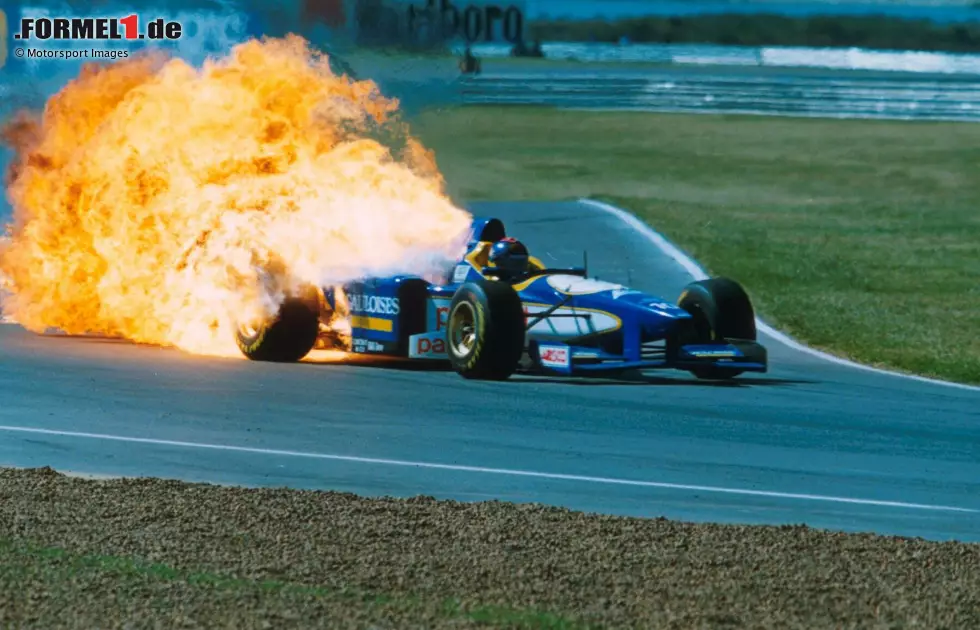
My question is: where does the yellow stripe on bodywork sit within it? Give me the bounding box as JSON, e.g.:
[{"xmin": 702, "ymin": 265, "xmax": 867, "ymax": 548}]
[
  {"xmin": 511, "ymin": 274, "xmax": 547, "ymax": 292},
  {"xmin": 350, "ymin": 315, "xmax": 393, "ymax": 332},
  {"xmin": 523, "ymin": 302, "xmax": 623, "ymax": 333},
  {"xmin": 465, "ymin": 242, "xmax": 491, "ymax": 271}
]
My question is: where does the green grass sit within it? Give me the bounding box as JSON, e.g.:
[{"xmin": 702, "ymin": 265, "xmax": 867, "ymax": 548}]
[
  {"xmin": 411, "ymin": 107, "xmax": 980, "ymax": 385},
  {"xmin": 0, "ymin": 538, "xmax": 585, "ymax": 629}
]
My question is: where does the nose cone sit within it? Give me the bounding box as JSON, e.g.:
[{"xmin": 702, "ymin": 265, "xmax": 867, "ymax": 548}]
[{"xmin": 609, "ymin": 290, "xmax": 690, "ymax": 319}]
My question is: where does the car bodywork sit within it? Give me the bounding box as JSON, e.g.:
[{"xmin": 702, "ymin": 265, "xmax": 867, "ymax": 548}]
[{"xmin": 308, "ymin": 217, "xmax": 768, "ymax": 377}]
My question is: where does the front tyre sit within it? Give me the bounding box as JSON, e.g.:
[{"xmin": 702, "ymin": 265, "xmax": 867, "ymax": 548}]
[
  {"xmin": 446, "ymin": 280, "xmax": 525, "ymax": 380},
  {"xmin": 677, "ymin": 277, "xmax": 757, "ymax": 380},
  {"xmin": 236, "ymin": 288, "xmax": 320, "ymax": 363}
]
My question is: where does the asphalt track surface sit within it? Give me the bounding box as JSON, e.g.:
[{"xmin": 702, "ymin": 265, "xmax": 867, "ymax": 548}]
[{"xmin": 1, "ymin": 201, "xmax": 978, "ymax": 542}]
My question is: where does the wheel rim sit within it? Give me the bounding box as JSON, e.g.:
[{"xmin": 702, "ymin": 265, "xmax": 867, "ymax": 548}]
[
  {"xmin": 449, "ymin": 302, "xmax": 477, "ymax": 356},
  {"xmin": 238, "ymin": 321, "xmax": 260, "ymax": 338}
]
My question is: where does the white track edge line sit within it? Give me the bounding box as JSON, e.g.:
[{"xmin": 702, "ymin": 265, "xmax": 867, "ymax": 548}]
[
  {"xmin": 0, "ymin": 425, "xmax": 974, "ymax": 514},
  {"xmin": 578, "ymin": 198, "xmax": 980, "ymax": 393}
]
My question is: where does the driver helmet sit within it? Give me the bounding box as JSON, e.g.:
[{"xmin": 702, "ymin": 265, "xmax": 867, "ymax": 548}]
[{"xmin": 488, "ymin": 237, "xmax": 530, "ymax": 275}]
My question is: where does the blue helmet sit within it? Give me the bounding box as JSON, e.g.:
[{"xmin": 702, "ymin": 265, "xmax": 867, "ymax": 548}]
[{"xmin": 488, "ymin": 237, "xmax": 530, "ymax": 274}]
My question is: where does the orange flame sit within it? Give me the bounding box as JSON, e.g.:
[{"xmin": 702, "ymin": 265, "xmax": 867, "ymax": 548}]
[{"xmin": 0, "ymin": 35, "xmax": 472, "ymax": 357}]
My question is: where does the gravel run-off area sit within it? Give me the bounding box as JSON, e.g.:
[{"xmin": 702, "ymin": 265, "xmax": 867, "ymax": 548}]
[{"xmin": 1, "ymin": 467, "xmax": 978, "ymax": 629}]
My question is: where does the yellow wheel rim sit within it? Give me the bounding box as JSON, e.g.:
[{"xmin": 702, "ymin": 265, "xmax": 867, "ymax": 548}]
[
  {"xmin": 449, "ymin": 301, "xmax": 477, "ymax": 356},
  {"xmin": 238, "ymin": 321, "xmax": 261, "ymax": 338}
]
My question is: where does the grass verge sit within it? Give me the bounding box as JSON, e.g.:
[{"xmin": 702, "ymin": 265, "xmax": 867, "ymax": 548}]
[
  {"xmin": 411, "ymin": 107, "xmax": 980, "ymax": 385},
  {"xmin": 0, "ymin": 537, "xmax": 577, "ymax": 629},
  {"xmin": 1, "ymin": 468, "xmax": 979, "ymax": 629}
]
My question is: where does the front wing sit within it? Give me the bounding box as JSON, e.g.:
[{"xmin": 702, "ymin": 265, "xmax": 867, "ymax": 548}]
[{"xmin": 528, "ymin": 338, "xmax": 768, "ymax": 376}]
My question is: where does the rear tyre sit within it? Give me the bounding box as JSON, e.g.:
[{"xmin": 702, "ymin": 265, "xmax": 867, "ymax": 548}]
[
  {"xmin": 236, "ymin": 287, "xmax": 320, "ymax": 363},
  {"xmin": 446, "ymin": 280, "xmax": 525, "ymax": 380},
  {"xmin": 677, "ymin": 277, "xmax": 756, "ymax": 380}
]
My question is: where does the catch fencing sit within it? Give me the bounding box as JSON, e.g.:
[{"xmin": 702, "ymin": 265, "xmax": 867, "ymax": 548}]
[{"xmin": 455, "ymin": 69, "xmax": 980, "ymax": 121}]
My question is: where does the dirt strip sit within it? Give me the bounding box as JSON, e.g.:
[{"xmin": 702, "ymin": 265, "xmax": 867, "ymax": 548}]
[{"xmin": 1, "ymin": 467, "xmax": 977, "ymax": 629}]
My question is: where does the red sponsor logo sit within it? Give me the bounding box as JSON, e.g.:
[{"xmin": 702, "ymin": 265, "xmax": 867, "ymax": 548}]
[
  {"xmin": 416, "ymin": 336, "xmax": 446, "ymax": 356},
  {"xmin": 539, "ymin": 346, "xmax": 568, "ymax": 367},
  {"xmin": 435, "ymin": 306, "xmax": 450, "ymax": 331}
]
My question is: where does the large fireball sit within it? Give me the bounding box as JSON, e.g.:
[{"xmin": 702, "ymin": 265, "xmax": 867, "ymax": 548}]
[{"xmin": 0, "ymin": 35, "xmax": 472, "ymax": 356}]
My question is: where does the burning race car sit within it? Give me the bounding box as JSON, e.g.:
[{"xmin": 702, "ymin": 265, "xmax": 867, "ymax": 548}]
[{"xmin": 235, "ymin": 217, "xmax": 768, "ymax": 381}]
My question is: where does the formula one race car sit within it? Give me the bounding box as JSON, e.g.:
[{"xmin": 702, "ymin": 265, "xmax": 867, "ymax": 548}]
[{"xmin": 235, "ymin": 217, "xmax": 768, "ymax": 381}]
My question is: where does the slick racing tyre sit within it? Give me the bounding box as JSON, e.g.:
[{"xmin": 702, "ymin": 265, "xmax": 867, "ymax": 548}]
[
  {"xmin": 446, "ymin": 280, "xmax": 525, "ymax": 380},
  {"xmin": 677, "ymin": 277, "xmax": 756, "ymax": 380},
  {"xmin": 235, "ymin": 287, "xmax": 320, "ymax": 363}
]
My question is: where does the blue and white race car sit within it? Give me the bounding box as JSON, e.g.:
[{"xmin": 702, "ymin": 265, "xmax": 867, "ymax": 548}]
[{"xmin": 235, "ymin": 217, "xmax": 768, "ymax": 380}]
